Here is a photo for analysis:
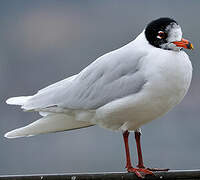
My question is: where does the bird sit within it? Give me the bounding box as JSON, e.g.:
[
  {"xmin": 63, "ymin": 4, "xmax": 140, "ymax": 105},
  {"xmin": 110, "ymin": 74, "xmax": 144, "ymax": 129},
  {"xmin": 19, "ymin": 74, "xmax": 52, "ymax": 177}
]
[{"xmin": 5, "ymin": 17, "xmax": 193, "ymax": 178}]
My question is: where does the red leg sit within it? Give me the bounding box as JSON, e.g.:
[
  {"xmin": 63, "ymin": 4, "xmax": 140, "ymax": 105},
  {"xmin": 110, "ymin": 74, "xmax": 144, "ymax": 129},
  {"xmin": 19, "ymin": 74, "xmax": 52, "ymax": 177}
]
[
  {"xmin": 122, "ymin": 130, "xmax": 154, "ymax": 178},
  {"xmin": 123, "ymin": 130, "xmax": 132, "ymax": 169},
  {"xmin": 134, "ymin": 129, "xmax": 169, "ymax": 172},
  {"xmin": 135, "ymin": 130, "xmax": 145, "ymax": 168}
]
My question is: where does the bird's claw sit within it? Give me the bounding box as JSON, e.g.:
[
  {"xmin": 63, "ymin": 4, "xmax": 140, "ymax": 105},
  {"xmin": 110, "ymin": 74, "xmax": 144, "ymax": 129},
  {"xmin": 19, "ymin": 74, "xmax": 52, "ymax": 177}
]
[{"xmin": 127, "ymin": 167, "xmax": 154, "ymax": 179}]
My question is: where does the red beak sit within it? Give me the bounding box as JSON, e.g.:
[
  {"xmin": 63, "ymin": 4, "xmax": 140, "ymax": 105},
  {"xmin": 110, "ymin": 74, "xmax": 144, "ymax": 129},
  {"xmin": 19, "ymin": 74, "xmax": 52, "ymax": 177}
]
[{"xmin": 172, "ymin": 38, "xmax": 194, "ymax": 50}]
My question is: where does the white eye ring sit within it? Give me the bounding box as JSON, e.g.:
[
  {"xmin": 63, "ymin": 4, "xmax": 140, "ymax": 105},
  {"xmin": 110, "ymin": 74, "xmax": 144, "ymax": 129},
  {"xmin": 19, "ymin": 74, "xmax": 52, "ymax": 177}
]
[
  {"xmin": 157, "ymin": 31, "xmax": 165, "ymax": 39},
  {"xmin": 157, "ymin": 35, "xmax": 162, "ymax": 39}
]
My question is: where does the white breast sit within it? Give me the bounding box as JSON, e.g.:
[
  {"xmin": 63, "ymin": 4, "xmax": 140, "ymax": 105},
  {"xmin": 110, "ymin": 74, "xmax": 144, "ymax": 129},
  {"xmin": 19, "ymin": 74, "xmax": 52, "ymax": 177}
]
[
  {"xmin": 145, "ymin": 49, "xmax": 192, "ymax": 107},
  {"xmin": 95, "ymin": 49, "xmax": 192, "ymax": 131}
]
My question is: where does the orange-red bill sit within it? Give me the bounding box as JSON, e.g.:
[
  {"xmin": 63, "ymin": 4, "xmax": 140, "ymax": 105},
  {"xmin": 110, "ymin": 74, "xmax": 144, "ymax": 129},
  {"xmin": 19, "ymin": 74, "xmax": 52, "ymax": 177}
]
[{"xmin": 172, "ymin": 38, "xmax": 194, "ymax": 50}]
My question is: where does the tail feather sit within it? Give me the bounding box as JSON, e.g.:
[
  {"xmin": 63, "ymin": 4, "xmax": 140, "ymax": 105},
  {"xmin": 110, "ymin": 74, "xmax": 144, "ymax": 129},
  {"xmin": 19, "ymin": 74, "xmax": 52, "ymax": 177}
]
[
  {"xmin": 6, "ymin": 96, "xmax": 32, "ymax": 106},
  {"xmin": 4, "ymin": 114, "xmax": 94, "ymax": 138}
]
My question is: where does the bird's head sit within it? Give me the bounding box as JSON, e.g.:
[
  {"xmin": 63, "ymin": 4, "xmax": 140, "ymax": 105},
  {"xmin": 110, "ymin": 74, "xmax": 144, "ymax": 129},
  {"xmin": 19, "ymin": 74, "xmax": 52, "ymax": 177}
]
[{"xmin": 145, "ymin": 17, "xmax": 193, "ymax": 51}]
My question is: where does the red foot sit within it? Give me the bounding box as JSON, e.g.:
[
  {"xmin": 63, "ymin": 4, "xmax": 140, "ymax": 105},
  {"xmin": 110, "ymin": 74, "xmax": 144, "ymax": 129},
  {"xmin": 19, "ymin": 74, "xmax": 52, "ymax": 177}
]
[{"xmin": 127, "ymin": 167, "xmax": 154, "ymax": 179}]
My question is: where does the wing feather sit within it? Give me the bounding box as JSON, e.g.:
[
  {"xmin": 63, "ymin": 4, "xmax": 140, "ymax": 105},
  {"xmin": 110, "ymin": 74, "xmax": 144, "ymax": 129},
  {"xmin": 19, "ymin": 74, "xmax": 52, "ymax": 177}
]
[{"xmin": 22, "ymin": 43, "xmax": 147, "ymax": 111}]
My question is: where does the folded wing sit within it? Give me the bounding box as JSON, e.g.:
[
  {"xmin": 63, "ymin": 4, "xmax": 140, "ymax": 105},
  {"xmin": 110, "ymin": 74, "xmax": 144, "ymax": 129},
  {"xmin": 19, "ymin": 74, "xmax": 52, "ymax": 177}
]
[{"xmin": 20, "ymin": 46, "xmax": 147, "ymax": 111}]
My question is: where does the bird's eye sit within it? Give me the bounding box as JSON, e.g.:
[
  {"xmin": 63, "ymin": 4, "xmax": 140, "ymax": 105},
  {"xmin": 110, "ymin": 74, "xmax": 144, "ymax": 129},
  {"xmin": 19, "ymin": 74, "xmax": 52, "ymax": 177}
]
[{"xmin": 157, "ymin": 31, "xmax": 166, "ymax": 39}]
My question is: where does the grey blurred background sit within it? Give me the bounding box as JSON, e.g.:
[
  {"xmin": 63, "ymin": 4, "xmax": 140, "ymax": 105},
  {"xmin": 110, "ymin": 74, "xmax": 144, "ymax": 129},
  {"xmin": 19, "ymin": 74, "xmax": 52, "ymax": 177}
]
[{"xmin": 0, "ymin": 0, "xmax": 200, "ymax": 175}]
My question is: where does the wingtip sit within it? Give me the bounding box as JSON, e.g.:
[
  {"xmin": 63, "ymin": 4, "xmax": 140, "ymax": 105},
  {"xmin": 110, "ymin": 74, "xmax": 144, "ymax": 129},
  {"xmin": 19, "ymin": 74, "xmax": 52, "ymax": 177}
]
[
  {"xmin": 4, "ymin": 130, "xmax": 24, "ymax": 139},
  {"xmin": 6, "ymin": 98, "xmax": 14, "ymax": 105},
  {"xmin": 4, "ymin": 132, "xmax": 13, "ymax": 139},
  {"xmin": 6, "ymin": 96, "xmax": 32, "ymax": 106}
]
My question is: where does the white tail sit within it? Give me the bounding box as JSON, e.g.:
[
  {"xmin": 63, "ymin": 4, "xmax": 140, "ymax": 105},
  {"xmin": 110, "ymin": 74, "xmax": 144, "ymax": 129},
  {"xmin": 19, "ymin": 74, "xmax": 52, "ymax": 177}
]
[{"xmin": 4, "ymin": 114, "xmax": 94, "ymax": 138}]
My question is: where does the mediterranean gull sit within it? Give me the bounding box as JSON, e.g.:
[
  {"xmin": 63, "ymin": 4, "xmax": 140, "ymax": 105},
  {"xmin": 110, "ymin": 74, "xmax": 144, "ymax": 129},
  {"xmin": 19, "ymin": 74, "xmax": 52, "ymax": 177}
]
[{"xmin": 5, "ymin": 17, "xmax": 193, "ymax": 178}]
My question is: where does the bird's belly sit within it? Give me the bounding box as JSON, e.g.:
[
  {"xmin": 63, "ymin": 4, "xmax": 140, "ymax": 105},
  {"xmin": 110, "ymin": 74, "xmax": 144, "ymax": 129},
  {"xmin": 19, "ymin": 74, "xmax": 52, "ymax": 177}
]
[
  {"xmin": 95, "ymin": 88, "xmax": 185, "ymax": 131},
  {"xmin": 95, "ymin": 91, "xmax": 175, "ymax": 131},
  {"xmin": 95, "ymin": 56, "xmax": 192, "ymax": 131}
]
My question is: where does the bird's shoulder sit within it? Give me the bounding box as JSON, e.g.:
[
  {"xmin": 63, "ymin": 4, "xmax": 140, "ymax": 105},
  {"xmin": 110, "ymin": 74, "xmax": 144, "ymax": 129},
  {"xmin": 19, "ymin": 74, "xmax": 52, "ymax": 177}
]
[{"xmin": 23, "ymin": 42, "xmax": 148, "ymax": 111}]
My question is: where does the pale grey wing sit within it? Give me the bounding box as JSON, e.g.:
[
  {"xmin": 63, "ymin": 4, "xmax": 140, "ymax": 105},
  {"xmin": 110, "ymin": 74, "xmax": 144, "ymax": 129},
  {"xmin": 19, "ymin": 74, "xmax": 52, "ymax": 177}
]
[
  {"xmin": 23, "ymin": 46, "xmax": 147, "ymax": 110},
  {"xmin": 22, "ymin": 74, "xmax": 79, "ymax": 110},
  {"xmin": 38, "ymin": 74, "xmax": 78, "ymax": 94}
]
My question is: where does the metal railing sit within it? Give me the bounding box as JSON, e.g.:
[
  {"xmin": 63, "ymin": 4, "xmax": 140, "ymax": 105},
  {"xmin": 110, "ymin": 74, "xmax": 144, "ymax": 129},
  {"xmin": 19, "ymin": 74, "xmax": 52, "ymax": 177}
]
[{"xmin": 1, "ymin": 170, "xmax": 200, "ymax": 180}]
